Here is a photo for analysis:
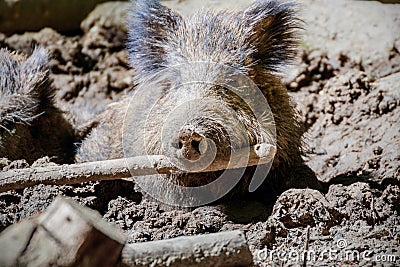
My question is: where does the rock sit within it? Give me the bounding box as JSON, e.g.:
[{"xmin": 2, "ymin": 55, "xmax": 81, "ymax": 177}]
[
  {"xmin": 81, "ymin": 2, "xmax": 130, "ymax": 57},
  {"xmin": 81, "ymin": 1, "xmax": 130, "ymax": 33},
  {"xmin": 270, "ymin": 189, "xmax": 342, "ymax": 229}
]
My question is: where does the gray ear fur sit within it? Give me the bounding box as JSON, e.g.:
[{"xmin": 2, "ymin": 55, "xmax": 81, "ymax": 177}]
[
  {"xmin": 0, "ymin": 47, "xmax": 51, "ymax": 129},
  {"xmin": 244, "ymin": 0, "xmax": 301, "ymax": 72},
  {"xmin": 127, "ymin": 0, "xmax": 181, "ymax": 79}
]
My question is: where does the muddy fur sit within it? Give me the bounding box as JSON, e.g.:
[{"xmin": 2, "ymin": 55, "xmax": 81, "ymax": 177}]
[
  {"xmin": 77, "ymin": 0, "xmax": 322, "ymax": 199},
  {"xmin": 0, "ymin": 48, "xmax": 75, "ymax": 164}
]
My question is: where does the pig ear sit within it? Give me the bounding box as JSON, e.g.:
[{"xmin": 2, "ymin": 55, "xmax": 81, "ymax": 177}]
[
  {"xmin": 23, "ymin": 47, "xmax": 55, "ymax": 109},
  {"xmin": 244, "ymin": 0, "xmax": 300, "ymax": 73},
  {"xmin": 127, "ymin": 0, "xmax": 181, "ymax": 78},
  {"xmin": 24, "ymin": 47, "xmax": 49, "ymax": 74},
  {"xmin": 20, "ymin": 47, "xmax": 52, "ymax": 99}
]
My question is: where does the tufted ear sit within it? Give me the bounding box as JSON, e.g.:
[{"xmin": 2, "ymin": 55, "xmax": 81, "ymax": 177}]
[
  {"xmin": 0, "ymin": 47, "xmax": 52, "ymax": 129},
  {"xmin": 127, "ymin": 0, "xmax": 181, "ymax": 79},
  {"xmin": 244, "ymin": 0, "xmax": 300, "ymax": 73},
  {"xmin": 23, "ymin": 46, "xmax": 49, "ymax": 76}
]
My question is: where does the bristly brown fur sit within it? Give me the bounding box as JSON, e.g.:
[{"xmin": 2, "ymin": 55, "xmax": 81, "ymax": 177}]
[
  {"xmin": 245, "ymin": 0, "xmax": 301, "ymax": 73},
  {"xmin": 0, "ymin": 47, "xmax": 49, "ymax": 130},
  {"xmin": 0, "ymin": 48, "xmax": 76, "ymax": 163},
  {"xmin": 127, "ymin": 0, "xmax": 182, "ymax": 82},
  {"xmin": 127, "ymin": 0, "xmax": 301, "ymax": 82}
]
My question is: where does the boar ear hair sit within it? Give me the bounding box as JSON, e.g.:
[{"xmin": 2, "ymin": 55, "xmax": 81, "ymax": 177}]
[
  {"xmin": 24, "ymin": 46, "xmax": 49, "ymax": 73},
  {"xmin": 127, "ymin": 0, "xmax": 181, "ymax": 78},
  {"xmin": 244, "ymin": 0, "xmax": 301, "ymax": 73}
]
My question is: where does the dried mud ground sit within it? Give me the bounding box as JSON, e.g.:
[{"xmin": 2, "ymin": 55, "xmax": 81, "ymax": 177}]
[{"xmin": 1, "ymin": 0, "xmax": 400, "ymax": 266}]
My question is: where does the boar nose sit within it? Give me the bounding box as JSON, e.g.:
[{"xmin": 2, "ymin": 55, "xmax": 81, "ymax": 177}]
[{"xmin": 176, "ymin": 129, "xmax": 207, "ymax": 161}]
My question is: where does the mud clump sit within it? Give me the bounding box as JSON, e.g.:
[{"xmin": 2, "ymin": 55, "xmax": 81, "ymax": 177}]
[{"xmin": 289, "ymin": 49, "xmax": 400, "ymax": 183}]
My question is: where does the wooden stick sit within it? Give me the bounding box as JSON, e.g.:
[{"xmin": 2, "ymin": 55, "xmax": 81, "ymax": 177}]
[
  {"xmin": 0, "ymin": 156, "xmax": 163, "ymax": 193},
  {"xmin": 122, "ymin": 230, "xmax": 253, "ymax": 267},
  {"xmin": 0, "ymin": 144, "xmax": 276, "ymax": 193}
]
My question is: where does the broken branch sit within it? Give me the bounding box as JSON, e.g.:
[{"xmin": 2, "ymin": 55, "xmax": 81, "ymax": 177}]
[{"xmin": 0, "ymin": 144, "xmax": 276, "ymax": 193}]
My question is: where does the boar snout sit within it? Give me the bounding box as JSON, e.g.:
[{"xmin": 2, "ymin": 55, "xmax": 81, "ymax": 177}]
[{"xmin": 174, "ymin": 129, "xmax": 207, "ymax": 162}]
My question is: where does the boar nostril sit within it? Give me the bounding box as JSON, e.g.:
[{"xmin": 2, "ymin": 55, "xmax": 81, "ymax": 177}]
[
  {"xmin": 191, "ymin": 140, "xmax": 200, "ymax": 154},
  {"xmin": 172, "ymin": 140, "xmax": 183, "ymax": 149},
  {"xmin": 175, "ymin": 129, "xmax": 208, "ymax": 160},
  {"xmin": 192, "ymin": 138, "xmax": 208, "ymax": 155}
]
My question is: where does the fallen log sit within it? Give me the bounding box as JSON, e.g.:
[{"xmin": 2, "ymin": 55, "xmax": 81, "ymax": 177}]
[
  {"xmin": 0, "ymin": 144, "xmax": 276, "ymax": 193},
  {"xmin": 122, "ymin": 230, "xmax": 253, "ymax": 267}
]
